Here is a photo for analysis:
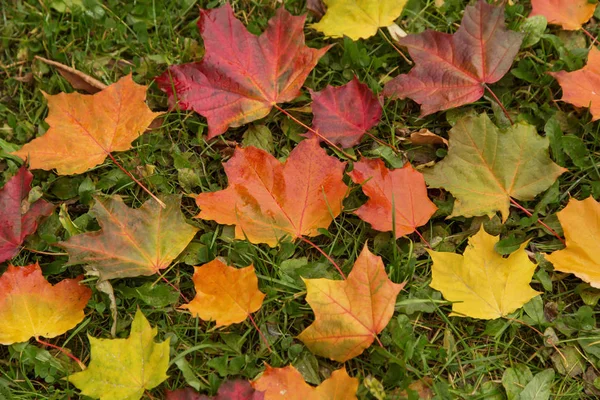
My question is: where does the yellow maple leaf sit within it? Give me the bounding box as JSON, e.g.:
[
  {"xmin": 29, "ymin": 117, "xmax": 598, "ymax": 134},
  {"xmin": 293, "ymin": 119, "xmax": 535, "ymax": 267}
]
[
  {"xmin": 180, "ymin": 259, "xmax": 265, "ymax": 327},
  {"xmin": 69, "ymin": 309, "xmax": 170, "ymax": 400},
  {"xmin": 546, "ymin": 197, "xmax": 600, "ymax": 288},
  {"xmin": 13, "ymin": 75, "xmax": 161, "ymax": 175},
  {"xmin": 311, "ymin": 0, "xmax": 408, "ymax": 40},
  {"xmin": 428, "ymin": 228, "xmax": 540, "ymax": 319}
]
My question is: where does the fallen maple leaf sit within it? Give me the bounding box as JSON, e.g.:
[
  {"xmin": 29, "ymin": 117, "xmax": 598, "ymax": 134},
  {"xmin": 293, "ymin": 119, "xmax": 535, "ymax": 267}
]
[
  {"xmin": 383, "ymin": 0, "xmax": 523, "ymax": 116},
  {"xmin": 298, "ymin": 244, "xmax": 404, "ymax": 362},
  {"xmin": 156, "ymin": 4, "xmax": 329, "ymax": 139},
  {"xmin": 530, "ymin": 0, "xmax": 595, "ymax": 31},
  {"xmin": 428, "ymin": 228, "xmax": 540, "ymax": 319},
  {"xmin": 307, "ymin": 77, "xmax": 382, "ymax": 147},
  {"xmin": 69, "ymin": 309, "xmax": 170, "ymax": 400},
  {"xmin": 549, "ymin": 47, "xmax": 600, "ymax": 121},
  {"xmin": 349, "ymin": 158, "xmax": 437, "ymax": 238},
  {"xmin": 252, "ymin": 365, "xmax": 358, "ymax": 400},
  {"xmin": 546, "ymin": 197, "xmax": 600, "ymax": 288},
  {"xmin": 60, "ymin": 195, "xmax": 198, "ymax": 281},
  {"xmin": 166, "ymin": 380, "xmax": 264, "ymax": 400},
  {"xmin": 180, "ymin": 259, "xmax": 265, "ymax": 327},
  {"xmin": 196, "ymin": 139, "xmax": 347, "ymax": 247},
  {"xmin": 0, "ymin": 263, "xmax": 91, "ymax": 345},
  {"xmin": 423, "ymin": 113, "xmax": 566, "ymax": 221},
  {"xmin": 0, "ymin": 166, "xmax": 54, "ymax": 263},
  {"xmin": 13, "ymin": 75, "xmax": 161, "ymax": 175},
  {"xmin": 311, "ymin": 0, "xmax": 408, "ymax": 40}
]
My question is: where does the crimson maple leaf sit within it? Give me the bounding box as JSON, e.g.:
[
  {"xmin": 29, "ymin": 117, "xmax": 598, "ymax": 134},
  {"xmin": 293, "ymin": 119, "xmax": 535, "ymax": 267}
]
[
  {"xmin": 157, "ymin": 4, "xmax": 329, "ymax": 139},
  {"xmin": 384, "ymin": 0, "xmax": 523, "ymax": 116},
  {"xmin": 0, "ymin": 166, "xmax": 54, "ymax": 262}
]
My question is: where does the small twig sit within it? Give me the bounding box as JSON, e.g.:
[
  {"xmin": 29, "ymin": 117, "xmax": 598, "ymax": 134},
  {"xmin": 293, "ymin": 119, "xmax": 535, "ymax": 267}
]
[
  {"xmin": 247, "ymin": 313, "xmax": 272, "ymax": 352},
  {"xmin": 365, "ymin": 132, "xmax": 400, "ymax": 153},
  {"xmin": 504, "ymin": 317, "xmax": 567, "ymax": 365},
  {"xmin": 483, "ymin": 84, "xmax": 513, "ymax": 125},
  {"xmin": 23, "ymin": 247, "xmax": 68, "ymax": 256},
  {"xmin": 298, "ymin": 236, "xmax": 346, "ymax": 279},
  {"xmin": 273, "ymin": 105, "xmax": 357, "ymax": 161},
  {"xmin": 106, "ymin": 152, "xmax": 165, "ymax": 208},
  {"xmin": 509, "ymin": 198, "xmax": 566, "ymax": 245},
  {"xmin": 35, "ymin": 337, "xmax": 86, "ymax": 370},
  {"xmin": 378, "ymin": 29, "xmax": 413, "ymax": 65}
]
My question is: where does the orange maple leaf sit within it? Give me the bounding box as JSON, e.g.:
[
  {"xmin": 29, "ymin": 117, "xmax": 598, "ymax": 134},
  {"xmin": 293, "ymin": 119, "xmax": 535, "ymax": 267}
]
[
  {"xmin": 349, "ymin": 158, "xmax": 437, "ymax": 238},
  {"xmin": 252, "ymin": 365, "xmax": 358, "ymax": 400},
  {"xmin": 195, "ymin": 139, "xmax": 348, "ymax": 246},
  {"xmin": 298, "ymin": 244, "xmax": 405, "ymax": 362},
  {"xmin": 0, "ymin": 263, "xmax": 91, "ymax": 345},
  {"xmin": 530, "ymin": 0, "xmax": 596, "ymax": 31},
  {"xmin": 180, "ymin": 259, "xmax": 265, "ymax": 327},
  {"xmin": 13, "ymin": 75, "xmax": 161, "ymax": 175},
  {"xmin": 549, "ymin": 47, "xmax": 600, "ymax": 121}
]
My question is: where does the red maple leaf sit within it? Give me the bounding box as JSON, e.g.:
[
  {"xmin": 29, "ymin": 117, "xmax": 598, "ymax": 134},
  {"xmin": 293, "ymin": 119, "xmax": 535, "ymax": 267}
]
[
  {"xmin": 383, "ymin": 0, "xmax": 523, "ymax": 116},
  {"xmin": 157, "ymin": 4, "xmax": 330, "ymax": 139},
  {"xmin": 0, "ymin": 166, "xmax": 54, "ymax": 262},
  {"xmin": 307, "ymin": 77, "xmax": 382, "ymax": 147}
]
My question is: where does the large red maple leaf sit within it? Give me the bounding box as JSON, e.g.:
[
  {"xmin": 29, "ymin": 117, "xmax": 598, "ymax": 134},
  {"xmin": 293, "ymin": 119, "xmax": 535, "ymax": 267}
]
[
  {"xmin": 157, "ymin": 4, "xmax": 330, "ymax": 139},
  {"xmin": 383, "ymin": 0, "xmax": 523, "ymax": 116},
  {"xmin": 0, "ymin": 166, "xmax": 54, "ymax": 262}
]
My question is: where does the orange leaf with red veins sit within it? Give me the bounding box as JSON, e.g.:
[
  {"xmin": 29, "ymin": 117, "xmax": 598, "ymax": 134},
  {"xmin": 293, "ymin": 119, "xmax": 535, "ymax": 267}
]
[
  {"xmin": 383, "ymin": 0, "xmax": 523, "ymax": 116},
  {"xmin": 349, "ymin": 159, "xmax": 437, "ymax": 239},
  {"xmin": 252, "ymin": 365, "xmax": 358, "ymax": 400},
  {"xmin": 530, "ymin": 0, "xmax": 596, "ymax": 31},
  {"xmin": 180, "ymin": 259, "xmax": 265, "ymax": 327},
  {"xmin": 0, "ymin": 263, "xmax": 91, "ymax": 345},
  {"xmin": 0, "ymin": 166, "xmax": 54, "ymax": 263},
  {"xmin": 298, "ymin": 244, "xmax": 404, "ymax": 362},
  {"xmin": 307, "ymin": 77, "xmax": 382, "ymax": 147},
  {"xmin": 195, "ymin": 139, "xmax": 347, "ymax": 247},
  {"xmin": 156, "ymin": 4, "xmax": 330, "ymax": 139},
  {"xmin": 60, "ymin": 195, "xmax": 198, "ymax": 281},
  {"xmin": 549, "ymin": 47, "xmax": 600, "ymax": 120},
  {"xmin": 12, "ymin": 75, "xmax": 161, "ymax": 175}
]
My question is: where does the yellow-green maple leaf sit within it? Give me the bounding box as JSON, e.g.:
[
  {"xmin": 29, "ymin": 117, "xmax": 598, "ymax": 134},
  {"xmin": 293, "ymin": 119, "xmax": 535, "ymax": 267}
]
[
  {"xmin": 423, "ymin": 113, "xmax": 566, "ymax": 221},
  {"xmin": 69, "ymin": 309, "xmax": 170, "ymax": 400},
  {"xmin": 428, "ymin": 228, "xmax": 540, "ymax": 319},
  {"xmin": 311, "ymin": 0, "xmax": 408, "ymax": 40}
]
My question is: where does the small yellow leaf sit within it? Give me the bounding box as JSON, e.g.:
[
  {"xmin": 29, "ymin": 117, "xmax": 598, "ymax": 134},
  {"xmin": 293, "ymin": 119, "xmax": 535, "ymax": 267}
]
[
  {"xmin": 69, "ymin": 309, "xmax": 170, "ymax": 400},
  {"xmin": 180, "ymin": 259, "xmax": 265, "ymax": 327},
  {"xmin": 546, "ymin": 197, "xmax": 600, "ymax": 287},
  {"xmin": 311, "ymin": 0, "xmax": 408, "ymax": 40},
  {"xmin": 428, "ymin": 228, "xmax": 540, "ymax": 319}
]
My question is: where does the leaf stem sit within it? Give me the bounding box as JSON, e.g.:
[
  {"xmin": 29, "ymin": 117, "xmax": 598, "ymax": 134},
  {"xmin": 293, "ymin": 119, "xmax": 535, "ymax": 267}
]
[
  {"xmin": 414, "ymin": 229, "xmax": 432, "ymax": 250},
  {"xmin": 483, "ymin": 84, "xmax": 513, "ymax": 125},
  {"xmin": 160, "ymin": 276, "xmax": 190, "ymax": 304},
  {"xmin": 35, "ymin": 337, "xmax": 86, "ymax": 370},
  {"xmin": 582, "ymin": 27, "xmax": 598, "ymax": 45},
  {"xmin": 247, "ymin": 313, "xmax": 272, "ymax": 353},
  {"xmin": 106, "ymin": 152, "xmax": 166, "ymax": 208},
  {"xmin": 509, "ymin": 198, "xmax": 566, "ymax": 245},
  {"xmin": 273, "ymin": 105, "xmax": 357, "ymax": 161},
  {"xmin": 378, "ymin": 28, "xmax": 413, "ymax": 65},
  {"xmin": 298, "ymin": 236, "xmax": 346, "ymax": 279}
]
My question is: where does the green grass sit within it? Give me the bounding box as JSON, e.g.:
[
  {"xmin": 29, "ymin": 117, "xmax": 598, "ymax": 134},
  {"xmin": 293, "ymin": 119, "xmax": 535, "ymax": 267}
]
[{"xmin": 2, "ymin": 0, "xmax": 600, "ymax": 398}]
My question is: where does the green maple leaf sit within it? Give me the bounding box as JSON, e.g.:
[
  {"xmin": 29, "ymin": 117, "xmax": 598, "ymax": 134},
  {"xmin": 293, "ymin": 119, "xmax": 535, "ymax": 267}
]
[
  {"xmin": 60, "ymin": 194, "xmax": 198, "ymax": 281},
  {"xmin": 69, "ymin": 309, "xmax": 170, "ymax": 400},
  {"xmin": 423, "ymin": 113, "xmax": 566, "ymax": 221}
]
